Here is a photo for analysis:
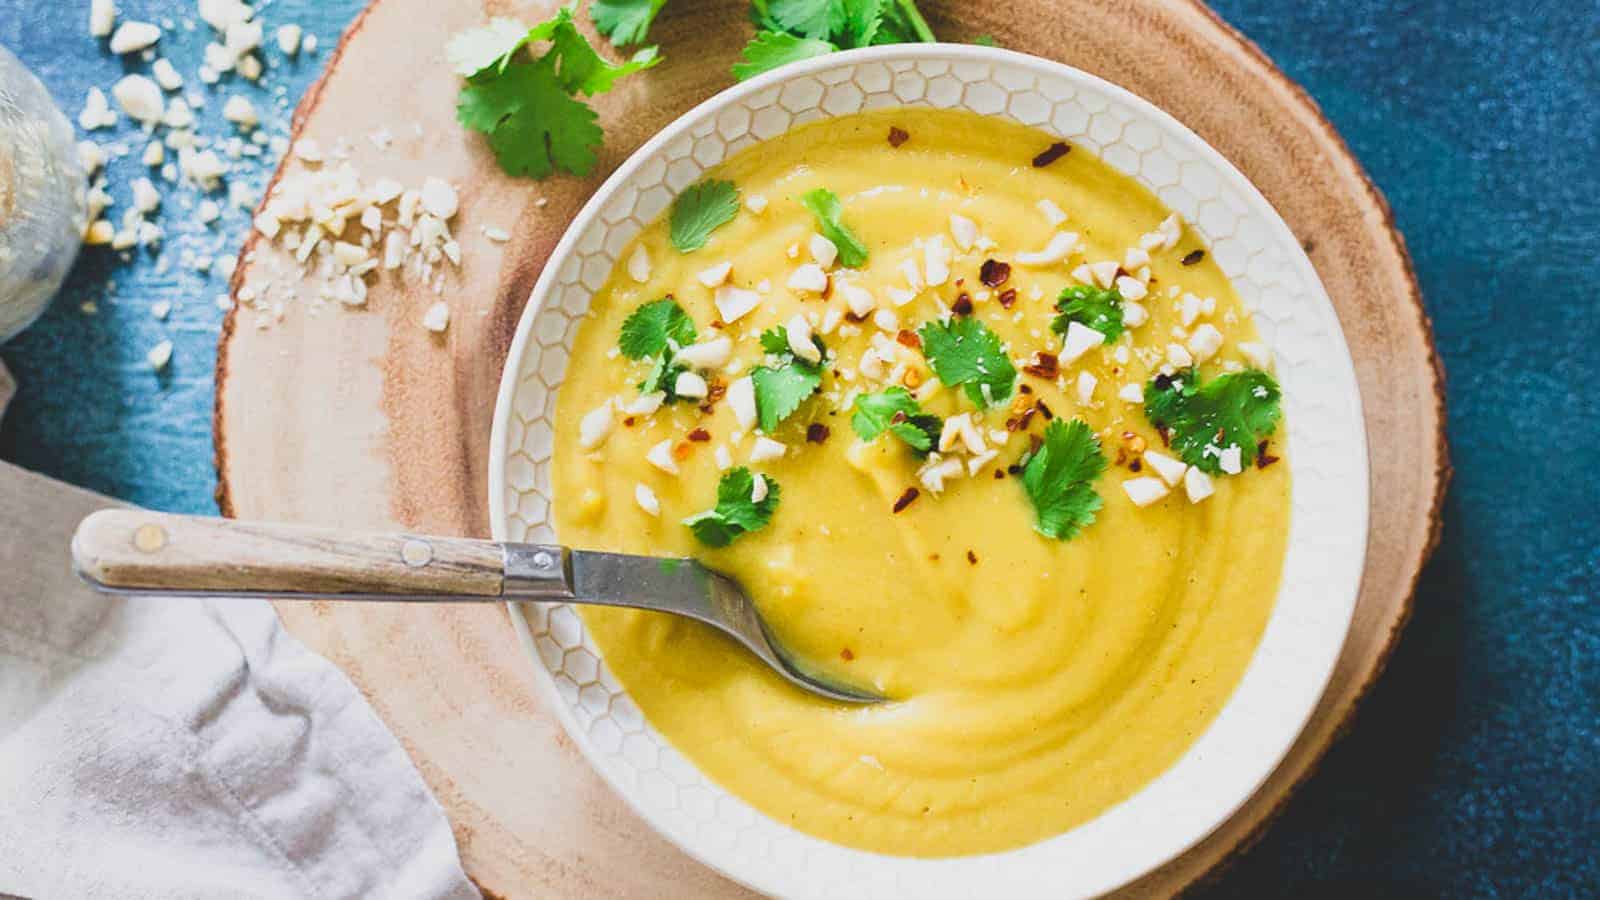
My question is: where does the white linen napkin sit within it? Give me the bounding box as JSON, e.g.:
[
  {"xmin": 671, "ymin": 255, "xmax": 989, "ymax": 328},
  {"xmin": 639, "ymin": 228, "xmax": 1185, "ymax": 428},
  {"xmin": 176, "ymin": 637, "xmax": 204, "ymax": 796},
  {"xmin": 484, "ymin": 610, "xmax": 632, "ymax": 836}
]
[{"xmin": 0, "ymin": 368, "xmax": 478, "ymax": 899}]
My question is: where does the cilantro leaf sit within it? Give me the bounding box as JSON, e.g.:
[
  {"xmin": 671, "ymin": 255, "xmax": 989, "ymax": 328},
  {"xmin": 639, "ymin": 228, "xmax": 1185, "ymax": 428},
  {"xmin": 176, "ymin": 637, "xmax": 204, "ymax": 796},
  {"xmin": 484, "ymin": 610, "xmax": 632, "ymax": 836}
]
[
  {"xmin": 1051, "ymin": 284, "xmax": 1124, "ymax": 343},
  {"xmin": 841, "ymin": 0, "xmax": 886, "ymax": 46},
  {"xmin": 451, "ymin": 8, "xmax": 657, "ymax": 179},
  {"xmin": 620, "ymin": 298, "xmax": 697, "ymax": 403},
  {"xmin": 545, "ymin": 16, "xmax": 661, "ymax": 95},
  {"xmin": 851, "ymin": 387, "xmax": 941, "ymax": 455},
  {"xmin": 619, "ymin": 297, "xmax": 697, "ymax": 359},
  {"xmin": 752, "ymin": 326, "xmax": 825, "ymax": 432},
  {"xmin": 590, "ymin": 0, "xmax": 667, "ymax": 46},
  {"xmin": 737, "ymin": 0, "xmax": 934, "ymax": 79},
  {"xmin": 685, "ymin": 467, "xmax": 781, "ymax": 547},
  {"xmin": 752, "ymin": 363, "xmax": 822, "ymax": 432},
  {"xmin": 874, "ymin": 0, "xmax": 936, "ymax": 43},
  {"xmin": 758, "ymin": 325, "xmax": 827, "ymax": 362},
  {"xmin": 917, "ymin": 317, "xmax": 1017, "ymax": 407},
  {"xmin": 757, "ymin": 0, "xmax": 848, "ymax": 40},
  {"xmin": 639, "ymin": 355, "xmax": 689, "ymax": 400},
  {"xmin": 670, "ymin": 179, "xmax": 741, "ymax": 252},
  {"xmin": 732, "ymin": 30, "xmax": 839, "ymax": 81},
  {"xmin": 457, "ymin": 58, "xmax": 605, "ymax": 178},
  {"xmin": 799, "ymin": 188, "xmax": 869, "ymax": 267},
  {"xmin": 1144, "ymin": 368, "xmax": 1282, "ymax": 474},
  {"xmin": 1021, "ymin": 419, "xmax": 1107, "ymax": 540}
]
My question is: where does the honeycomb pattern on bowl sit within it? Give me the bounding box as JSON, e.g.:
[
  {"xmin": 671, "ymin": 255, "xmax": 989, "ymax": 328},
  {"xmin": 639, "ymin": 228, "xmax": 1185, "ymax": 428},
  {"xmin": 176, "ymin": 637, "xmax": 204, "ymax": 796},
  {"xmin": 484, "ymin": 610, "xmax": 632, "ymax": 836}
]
[{"xmin": 489, "ymin": 48, "xmax": 1366, "ymax": 900}]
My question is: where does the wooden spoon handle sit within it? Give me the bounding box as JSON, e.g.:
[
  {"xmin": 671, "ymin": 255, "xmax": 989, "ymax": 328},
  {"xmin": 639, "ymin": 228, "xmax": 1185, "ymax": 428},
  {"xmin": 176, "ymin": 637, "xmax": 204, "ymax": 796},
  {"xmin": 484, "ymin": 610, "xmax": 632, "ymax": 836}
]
[{"xmin": 72, "ymin": 509, "xmax": 507, "ymax": 599}]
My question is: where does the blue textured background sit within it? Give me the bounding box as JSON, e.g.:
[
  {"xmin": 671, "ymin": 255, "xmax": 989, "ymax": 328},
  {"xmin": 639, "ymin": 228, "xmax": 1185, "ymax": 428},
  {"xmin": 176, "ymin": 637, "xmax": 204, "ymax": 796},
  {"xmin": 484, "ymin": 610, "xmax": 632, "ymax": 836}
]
[{"xmin": 2, "ymin": 1, "xmax": 1595, "ymax": 895}]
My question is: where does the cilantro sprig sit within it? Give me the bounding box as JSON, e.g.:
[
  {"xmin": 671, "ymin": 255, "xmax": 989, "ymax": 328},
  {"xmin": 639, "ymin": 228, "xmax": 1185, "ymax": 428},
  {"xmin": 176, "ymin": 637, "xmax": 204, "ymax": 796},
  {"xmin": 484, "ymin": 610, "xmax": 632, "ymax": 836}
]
[
  {"xmin": 851, "ymin": 387, "xmax": 941, "ymax": 455},
  {"xmin": 670, "ymin": 180, "xmax": 741, "ymax": 253},
  {"xmin": 453, "ymin": 7, "xmax": 660, "ymax": 179},
  {"xmin": 619, "ymin": 297, "xmax": 697, "ymax": 359},
  {"xmin": 590, "ymin": 0, "xmax": 668, "ymax": 46},
  {"xmin": 685, "ymin": 467, "xmax": 781, "ymax": 547},
  {"xmin": 917, "ymin": 317, "xmax": 1016, "ymax": 408},
  {"xmin": 1144, "ymin": 368, "xmax": 1282, "ymax": 474},
  {"xmin": 1051, "ymin": 285, "xmax": 1124, "ymax": 343},
  {"xmin": 799, "ymin": 188, "xmax": 868, "ymax": 267},
  {"xmin": 619, "ymin": 298, "xmax": 698, "ymax": 401},
  {"xmin": 1020, "ymin": 419, "xmax": 1107, "ymax": 540},
  {"xmin": 752, "ymin": 326, "xmax": 825, "ymax": 431},
  {"xmin": 734, "ymin": 0, "xmax": 937, "ymax": 81}
]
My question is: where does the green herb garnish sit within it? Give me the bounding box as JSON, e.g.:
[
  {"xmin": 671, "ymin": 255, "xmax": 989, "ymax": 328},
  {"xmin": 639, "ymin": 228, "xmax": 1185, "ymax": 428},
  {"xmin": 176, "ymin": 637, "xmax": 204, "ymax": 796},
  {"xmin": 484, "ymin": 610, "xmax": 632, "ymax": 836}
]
[
  {"xmin": 1051, "ymin": 284, "xmax": 1124, "ymax": 343},
  {"xmin": 669, "ymin": 179, "xmax": 741, "ymax": 252},
  {"xmin": 799, "ymin": 188, "xmax": 868, "ymax": 267},
  {"xmin": 453, "ymin": 7, "xmax": 660, "ymax": 179},
  {"xmin": 685, "ymin": 467, "xmax": 780, "ymax": 547},
  {"xmin": 731, "ymin": 31, "xmax": 838, "ymax": 80},
  {"xmin": 850, "ymin": 387, "xmax": 941, "ymax": 455},
  {"xmin": 1020, "ymin": 418, "xmax": 1107, "ymax": 540},
  {"xmin": 618, "ymin": 297, "xmax": 697, "ymax": 359},
  {"xmin": 589, "ymin": 0, "xmax": 668, "ymax": 46},
  {"xmin": 1144, "ymin": 368, "xmax": 1281, "ymax": 474},
  {"xmin": 917, "ymin": 317, "xmax": 1016, "ymax": 407},
  {"xmin": 751, "ymin": 326, "xmax": 824, "ymax": 432},
  {"xmin": 619, "ymin": 298, "xmax": 697, "ymax": 401},
  {"xmin": 734, "ymin": 0, "xmax": 937, "ymax": 81}
]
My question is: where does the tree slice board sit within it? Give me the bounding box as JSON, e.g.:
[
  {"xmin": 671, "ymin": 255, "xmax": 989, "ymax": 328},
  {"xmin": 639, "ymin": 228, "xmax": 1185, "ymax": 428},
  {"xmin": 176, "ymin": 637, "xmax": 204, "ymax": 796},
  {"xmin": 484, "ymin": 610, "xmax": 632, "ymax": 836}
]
[{"xmin": 214, "ymin": 1, "xmax": 1448, "ymax": 896}]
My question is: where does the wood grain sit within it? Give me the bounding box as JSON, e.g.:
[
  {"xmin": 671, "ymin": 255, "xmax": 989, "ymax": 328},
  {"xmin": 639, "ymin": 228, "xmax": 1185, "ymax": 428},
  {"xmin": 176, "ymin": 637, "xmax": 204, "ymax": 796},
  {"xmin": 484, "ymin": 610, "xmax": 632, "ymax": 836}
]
[
  {"xmin": 71, "ymin": 509, "xmax": 505, "ymax": 596},
  {"xmin": 214, "ymin": 1, "xmax": 1448, "ymax": 896}
]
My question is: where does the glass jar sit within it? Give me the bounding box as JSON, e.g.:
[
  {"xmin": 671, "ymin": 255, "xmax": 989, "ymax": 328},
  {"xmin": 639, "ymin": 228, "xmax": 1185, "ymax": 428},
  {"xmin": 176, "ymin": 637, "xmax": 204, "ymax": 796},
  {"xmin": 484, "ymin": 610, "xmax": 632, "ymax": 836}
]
[{"xmin": 0, "ymin": 43, "xmax": 86, "ymax": 342}]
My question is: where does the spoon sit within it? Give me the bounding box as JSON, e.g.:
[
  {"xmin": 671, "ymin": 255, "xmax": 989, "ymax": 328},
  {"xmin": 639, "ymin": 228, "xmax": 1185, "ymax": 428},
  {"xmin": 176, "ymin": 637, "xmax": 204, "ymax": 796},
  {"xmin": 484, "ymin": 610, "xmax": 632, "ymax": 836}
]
[{"xmin": 70, "ymin": 509, "xmax": 882, "ymax": 704}]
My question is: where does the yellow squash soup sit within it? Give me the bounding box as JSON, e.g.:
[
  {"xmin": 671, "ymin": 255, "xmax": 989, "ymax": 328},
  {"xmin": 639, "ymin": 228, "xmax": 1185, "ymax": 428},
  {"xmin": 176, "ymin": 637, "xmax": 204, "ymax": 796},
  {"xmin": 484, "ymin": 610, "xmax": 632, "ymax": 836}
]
[{"xmin": 552, "ymin": 108, "xmax": 1290, "ymax": 857}]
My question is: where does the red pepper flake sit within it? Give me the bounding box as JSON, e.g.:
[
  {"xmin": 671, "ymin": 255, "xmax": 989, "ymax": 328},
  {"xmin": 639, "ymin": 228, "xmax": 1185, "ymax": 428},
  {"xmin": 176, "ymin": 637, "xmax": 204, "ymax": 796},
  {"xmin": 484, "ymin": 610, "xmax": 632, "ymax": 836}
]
[
  {"xmin": 892, "ymin": 487, "xmax": 920, "ymax": 513},
  {"xmin": 887, "ymin": 126, "xmax": 909, "ymax": 148},
  {"xmin": 951, "ymin": 293, "xmax": 974, "ymax": 316},
  {"xmin": 966, "ymin": 550, "xmax": 978, "ymax": 565},
  {"xmin": 993, "ymin": 469, "xmax": 1006, "ymax": 480},
  {"xmin": 1181, "ymin": 249, "xmax": 1206, "ymax": 266},
  {"xmin": 1129, "ymin": 459, "xmax": 1143, "ymax": 473},
  {"xmin": 806, "ymin": 423, "xmax": 830, "ymax": 444},
  {"xmin": 895, "ymin": 329, "xmax": 922, "ymax": 350},
  {"xmin": 841, "ymin": 647, "xmax": 855, "ymax": 661},
  {"xmin": 1035, "ymin": 399, "xmax": 1055, "ymax": 420},
  {"xmin": 1005, "ymin": 404, "xmax": 1038, "ymax": 432},
  {"xmin": 622, "ymin": 416, "xmax": 637, "ymax": 427},
  {"xmin": 845, "ymin": 309, "xmax": 869, "ymax": 322},
  {"xmin": 1032, "ymin": 141, "xmax": 1070, "ymax": 167},
  {"xmin": 889, "ymin": 410, "xmax": 908, "ymax": 425},
  {"xmin": 979, "ymin": 259, "xmax": 1011, "ymax": 287},
  {"xmin": 687, "ymin": 428, "xmax": 711, "ymax": 442},
  {"xmin": 1257, "ymin": 440, "xmax": 1281, "ymax": 468},
  {"xmin": 672, "ymin": 441, "xmax": 693, "ymax": 460},
  {"xmin": 1022, "ymin": 352, "xmax": 1059, "ymax": 379},
  {"xmin": 1017, "ymin": 383, "xmax": 1033, "ymax": 394},
  {"xmin": 998, "ymin": 287, "xmax": 1017, "ymax": 308}
]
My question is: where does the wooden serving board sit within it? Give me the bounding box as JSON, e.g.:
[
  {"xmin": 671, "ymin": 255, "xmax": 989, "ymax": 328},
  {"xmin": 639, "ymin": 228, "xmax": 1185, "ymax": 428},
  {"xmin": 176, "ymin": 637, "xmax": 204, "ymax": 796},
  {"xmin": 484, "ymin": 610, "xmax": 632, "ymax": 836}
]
[{"xmin": 214, "ymin": 1, "xmax": 1448, "ymax": 896}]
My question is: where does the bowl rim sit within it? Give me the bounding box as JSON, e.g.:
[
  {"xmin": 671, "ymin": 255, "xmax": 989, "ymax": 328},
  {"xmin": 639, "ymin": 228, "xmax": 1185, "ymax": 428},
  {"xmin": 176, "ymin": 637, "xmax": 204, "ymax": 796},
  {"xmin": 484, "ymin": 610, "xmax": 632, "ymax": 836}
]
[{"xmin": 489, "ymin": 42, "xmax": 1369, "ymax": 899}]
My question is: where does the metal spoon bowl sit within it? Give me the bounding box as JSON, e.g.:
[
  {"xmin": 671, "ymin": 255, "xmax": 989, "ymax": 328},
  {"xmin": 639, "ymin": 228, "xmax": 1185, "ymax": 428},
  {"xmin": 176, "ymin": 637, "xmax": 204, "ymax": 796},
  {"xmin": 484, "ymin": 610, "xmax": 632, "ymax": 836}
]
[{"xmin": 70, "ymin": 509, "xmax": 883, "ymax": 704}]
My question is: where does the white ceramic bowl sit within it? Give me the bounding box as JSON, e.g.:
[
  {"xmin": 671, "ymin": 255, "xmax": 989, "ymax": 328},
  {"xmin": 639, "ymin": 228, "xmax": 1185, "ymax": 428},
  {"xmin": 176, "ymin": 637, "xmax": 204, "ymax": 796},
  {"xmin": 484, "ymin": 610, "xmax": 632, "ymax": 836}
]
[{"xmin": 489, "ymin": 45, "xmax": 1368, "ymax": 899}]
